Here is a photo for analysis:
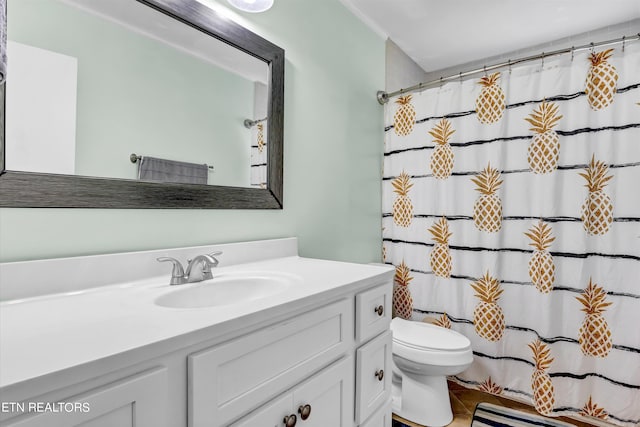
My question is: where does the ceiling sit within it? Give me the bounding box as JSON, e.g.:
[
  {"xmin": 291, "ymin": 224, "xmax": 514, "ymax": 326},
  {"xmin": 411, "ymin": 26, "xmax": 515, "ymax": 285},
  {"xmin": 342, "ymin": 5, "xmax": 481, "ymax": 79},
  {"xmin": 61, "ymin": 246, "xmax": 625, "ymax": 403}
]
[
  {"xmin": 338, "ymin": 0, "xmax": 640, "ymax": 72},
  {"xmin": 61, "ymin": 0, "xmax": 268, "ymax": 83}
]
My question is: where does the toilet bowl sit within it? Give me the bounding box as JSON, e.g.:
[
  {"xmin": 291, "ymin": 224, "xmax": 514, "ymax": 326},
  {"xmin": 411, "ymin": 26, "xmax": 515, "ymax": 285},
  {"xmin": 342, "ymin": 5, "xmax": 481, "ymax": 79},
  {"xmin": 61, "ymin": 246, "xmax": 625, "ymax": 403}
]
[{"xmin": 390, "ymin": 317, "xmax": 473, "ymax": 427}]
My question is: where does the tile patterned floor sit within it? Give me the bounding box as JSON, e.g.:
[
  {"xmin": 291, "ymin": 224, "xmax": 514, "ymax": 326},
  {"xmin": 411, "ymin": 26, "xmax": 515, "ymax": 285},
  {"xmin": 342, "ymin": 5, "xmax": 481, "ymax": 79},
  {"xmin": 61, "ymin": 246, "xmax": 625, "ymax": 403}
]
[{"xmin": 391, "ymin": 381, "xmax": 594, "ymax": 427}]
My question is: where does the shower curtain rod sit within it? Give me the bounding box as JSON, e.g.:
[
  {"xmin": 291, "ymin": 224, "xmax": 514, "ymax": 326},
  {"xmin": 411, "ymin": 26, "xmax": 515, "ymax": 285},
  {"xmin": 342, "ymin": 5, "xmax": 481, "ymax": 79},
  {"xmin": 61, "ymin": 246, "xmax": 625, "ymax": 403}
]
[{"xmin": 377, "ymin": 32, "xmax": 640, "ymax": 105}]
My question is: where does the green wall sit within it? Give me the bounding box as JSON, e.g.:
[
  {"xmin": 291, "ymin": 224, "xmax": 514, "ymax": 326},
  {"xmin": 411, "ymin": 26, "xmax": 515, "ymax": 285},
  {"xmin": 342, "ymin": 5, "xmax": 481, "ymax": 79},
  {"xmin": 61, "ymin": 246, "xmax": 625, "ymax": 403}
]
[
  {"xmin": 7, "ymin": 0, "xmax": 254, "ymax": 187},
  {"xmin": 0, "ymin": 0, "xmax": 385, "ymax": 263}
]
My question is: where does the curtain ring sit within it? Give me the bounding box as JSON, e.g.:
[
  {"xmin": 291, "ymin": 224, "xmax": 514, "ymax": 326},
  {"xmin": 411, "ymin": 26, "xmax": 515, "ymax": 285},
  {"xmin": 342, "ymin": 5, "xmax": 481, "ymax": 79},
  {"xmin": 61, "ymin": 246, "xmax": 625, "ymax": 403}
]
[
  {"xmin": 459, "ymin": 72, "xmax": 463, "ymax": 84},
  {"xmin": 622, "ymin": 35, "xmax": 626, "ymax": 53},
  {"xmin": 483, "ymin": 65, "xmax": 487, "ymax": 76},
  {"xmin": 507, "ymin": 59, "xmax": 512, "ymax": 74},
  {"xmin": 439, "ymin": 76, "xmax": 443, "ymax": 87},
  {"xmin": 571, "ymin": 46, "xmax": 575, "ymax": 62},
  {"xmin": 541, "ymin": 52, "xmax": 544, "ymax": 68},
  {"xmin": 590, "ymin": 42, "xmax": 595, "ymax": 54}
]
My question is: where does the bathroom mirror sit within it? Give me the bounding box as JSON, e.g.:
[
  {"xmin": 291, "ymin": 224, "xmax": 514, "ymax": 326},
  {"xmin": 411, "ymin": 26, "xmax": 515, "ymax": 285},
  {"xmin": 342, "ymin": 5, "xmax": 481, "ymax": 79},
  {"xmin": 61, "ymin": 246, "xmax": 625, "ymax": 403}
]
[{"xmin": 0, "ymin": 0, "xmax": 284, "ymax": 208}]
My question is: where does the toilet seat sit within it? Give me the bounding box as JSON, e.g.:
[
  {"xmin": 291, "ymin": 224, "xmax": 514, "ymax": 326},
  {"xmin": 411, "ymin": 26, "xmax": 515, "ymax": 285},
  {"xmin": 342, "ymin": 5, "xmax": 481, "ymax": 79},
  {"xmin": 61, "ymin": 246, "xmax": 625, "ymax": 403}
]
[
  {"xmin": 391, "ymin": 318, "xmax": 472, "ymax": 366},
  {"xmin": 391, "ymin": 318, "xmax": 470, "ymax": 351}
]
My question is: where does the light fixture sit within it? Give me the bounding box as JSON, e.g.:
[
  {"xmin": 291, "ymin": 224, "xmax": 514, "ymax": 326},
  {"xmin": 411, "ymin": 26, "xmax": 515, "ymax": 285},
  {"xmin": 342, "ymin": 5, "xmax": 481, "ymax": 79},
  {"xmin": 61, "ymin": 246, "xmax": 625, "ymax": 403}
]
[{"xmin": 227, "ymin": 0, "xmax": 273, "ymax": 13}]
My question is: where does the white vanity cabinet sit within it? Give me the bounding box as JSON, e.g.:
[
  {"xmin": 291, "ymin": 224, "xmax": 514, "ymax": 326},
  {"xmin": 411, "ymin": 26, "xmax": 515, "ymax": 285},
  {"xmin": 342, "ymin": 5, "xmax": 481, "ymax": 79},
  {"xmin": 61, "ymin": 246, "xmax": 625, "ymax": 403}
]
[
  {"xmin": 0, "ymin": 245, "xmax": 395, "ymax": 427},
  {"xmin": 189, "ymin": 282, "xmax": 392, "ymax": 427}
]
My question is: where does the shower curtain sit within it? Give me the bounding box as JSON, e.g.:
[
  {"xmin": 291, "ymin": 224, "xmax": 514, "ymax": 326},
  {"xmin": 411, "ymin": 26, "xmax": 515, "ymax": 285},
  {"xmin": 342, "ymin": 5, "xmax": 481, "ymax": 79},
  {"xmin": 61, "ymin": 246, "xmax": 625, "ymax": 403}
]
[
  {"xmin": 250, "ymin": 121, "xmax": 267, "ymax": 188},
  {"xmin": 383, "ymin": 42, "xmax": 640, "ymax": 426}
]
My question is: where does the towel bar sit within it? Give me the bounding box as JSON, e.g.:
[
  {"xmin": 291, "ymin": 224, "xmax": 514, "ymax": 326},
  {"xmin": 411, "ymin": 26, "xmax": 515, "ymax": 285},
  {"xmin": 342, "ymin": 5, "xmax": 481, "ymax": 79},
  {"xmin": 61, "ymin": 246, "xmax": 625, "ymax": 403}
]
[{"xmin": 130, "ymin": 153, "xmax": 214, "ymax": 170}]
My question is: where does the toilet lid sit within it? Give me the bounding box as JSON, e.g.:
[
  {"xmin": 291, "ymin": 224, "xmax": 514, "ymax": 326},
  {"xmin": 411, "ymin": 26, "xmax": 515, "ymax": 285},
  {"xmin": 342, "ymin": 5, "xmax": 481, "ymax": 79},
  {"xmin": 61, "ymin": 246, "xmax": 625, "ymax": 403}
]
[{"xmin": 391, "ymin": 318, "xmax": 471, "ymax": 351}]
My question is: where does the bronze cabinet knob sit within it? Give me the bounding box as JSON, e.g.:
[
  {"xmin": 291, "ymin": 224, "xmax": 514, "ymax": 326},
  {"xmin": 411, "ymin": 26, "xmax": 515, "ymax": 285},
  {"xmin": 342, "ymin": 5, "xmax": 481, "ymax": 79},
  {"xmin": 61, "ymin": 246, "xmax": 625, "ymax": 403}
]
[
  {"xmin": 374, "ymin": 305, "xmax": 384, "ymax": 316},
  {"xmin": 298, "ymin": 404, "xmax": 311, "ymax": 420},
  {"xmin": 283, "ymin": 414, "xmax": 297, "ymax": 427},
  {"xmin": 375, "ymin": 369, "xmax": 384, "ymax": 381}
]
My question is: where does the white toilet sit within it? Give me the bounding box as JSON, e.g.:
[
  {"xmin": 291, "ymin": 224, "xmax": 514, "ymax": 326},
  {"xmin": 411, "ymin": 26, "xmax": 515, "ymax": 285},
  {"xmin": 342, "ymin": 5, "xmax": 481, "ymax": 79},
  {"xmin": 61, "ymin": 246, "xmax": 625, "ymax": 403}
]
[{"xmin": 391, "ymin": 317, "xmax": 473, "ymax": 427}]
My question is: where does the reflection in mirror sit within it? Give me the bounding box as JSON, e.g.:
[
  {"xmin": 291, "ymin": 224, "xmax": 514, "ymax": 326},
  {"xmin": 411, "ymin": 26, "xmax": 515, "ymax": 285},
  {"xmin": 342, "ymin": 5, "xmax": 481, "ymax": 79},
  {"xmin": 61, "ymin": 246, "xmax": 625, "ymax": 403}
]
[{"xmin": 6, "ymin": 0, "xmax": 269, "ymax": 188}]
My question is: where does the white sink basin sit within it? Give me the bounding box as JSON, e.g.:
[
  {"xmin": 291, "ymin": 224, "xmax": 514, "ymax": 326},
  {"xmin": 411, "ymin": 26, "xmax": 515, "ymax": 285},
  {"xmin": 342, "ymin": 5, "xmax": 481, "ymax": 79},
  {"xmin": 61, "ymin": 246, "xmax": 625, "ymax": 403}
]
[{"xmin": 154, "ymin": 272, "xmax": 295, "ymax": 309}]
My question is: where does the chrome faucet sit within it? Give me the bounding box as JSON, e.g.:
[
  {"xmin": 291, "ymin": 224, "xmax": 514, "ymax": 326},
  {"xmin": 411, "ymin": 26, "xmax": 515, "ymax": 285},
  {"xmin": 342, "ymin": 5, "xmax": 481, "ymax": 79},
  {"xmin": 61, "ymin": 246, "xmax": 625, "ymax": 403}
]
[{"xmin": 157, "ymin": 251, "xmax": 222, "ymax": 285}]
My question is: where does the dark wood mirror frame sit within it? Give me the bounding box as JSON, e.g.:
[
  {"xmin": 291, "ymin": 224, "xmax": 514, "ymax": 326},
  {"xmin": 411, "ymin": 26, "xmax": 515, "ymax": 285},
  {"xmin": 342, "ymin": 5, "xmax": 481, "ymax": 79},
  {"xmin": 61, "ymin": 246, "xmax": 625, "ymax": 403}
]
[{"xmin": 0, "ymin": 0, "xmax": 284, "ymax": 209}]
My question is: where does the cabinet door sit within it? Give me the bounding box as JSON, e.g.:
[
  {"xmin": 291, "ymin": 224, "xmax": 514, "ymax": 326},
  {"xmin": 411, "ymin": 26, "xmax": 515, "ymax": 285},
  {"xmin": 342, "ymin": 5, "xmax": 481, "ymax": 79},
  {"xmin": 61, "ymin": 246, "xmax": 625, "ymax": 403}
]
[
  {"xmin": 190, "ymin": 299, "xmax": 352, "ymax": 427},
  {"xmin": 229, "ymin": 393, "xmax": 292, "ymax": 427},
  {"xmin": 356, "ymin": 331, "xmax": 392, "ymax": 424},
  {"xmin": 4, "ymin": 368, "xmax": 168, "ymax": 427},
  {"xmin": 292, "ymin": 357, "xmax": 353, "ymax": 427},
  {"xmin": 360, "ymin": 402, "xmax": 391, "ymax": 427}
]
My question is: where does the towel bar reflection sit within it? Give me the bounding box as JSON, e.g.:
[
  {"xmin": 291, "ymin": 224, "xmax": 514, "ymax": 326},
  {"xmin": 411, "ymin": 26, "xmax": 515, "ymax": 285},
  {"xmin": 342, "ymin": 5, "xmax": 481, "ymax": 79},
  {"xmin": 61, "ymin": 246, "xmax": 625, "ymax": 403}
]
[{"xmin": 130, "ymin": 154, "xmax": 214, "ymax": 170}]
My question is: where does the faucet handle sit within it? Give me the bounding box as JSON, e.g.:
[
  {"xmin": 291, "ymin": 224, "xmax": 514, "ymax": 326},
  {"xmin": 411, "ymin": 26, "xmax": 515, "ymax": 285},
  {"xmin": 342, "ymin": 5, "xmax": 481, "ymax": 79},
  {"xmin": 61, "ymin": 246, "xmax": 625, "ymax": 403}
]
[
  {"xmin": 207, "ymin": 251, "xmax": 222, "ymax": 267},
  {"xmin": 186, "ymin": 252, "xmax": 221, "ymax": 263},
  {"xmin": 157, "ymin": 257, "xmax": 186, "ymax": 285},
  {"xmin": 200, "ymin": 252, "xmax": 222, "ymax": 279},
  {"xmin": 194, "ymin": 252, "xmax": 222, "ymax": 281}
]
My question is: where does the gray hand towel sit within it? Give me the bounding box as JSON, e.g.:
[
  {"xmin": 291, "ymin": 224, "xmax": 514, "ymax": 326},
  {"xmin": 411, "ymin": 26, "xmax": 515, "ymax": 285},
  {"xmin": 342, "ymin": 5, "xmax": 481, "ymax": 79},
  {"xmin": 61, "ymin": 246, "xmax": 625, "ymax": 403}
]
[{"xmin": 138, "ymin": 156, "xmax": 208, "ymax": 185}]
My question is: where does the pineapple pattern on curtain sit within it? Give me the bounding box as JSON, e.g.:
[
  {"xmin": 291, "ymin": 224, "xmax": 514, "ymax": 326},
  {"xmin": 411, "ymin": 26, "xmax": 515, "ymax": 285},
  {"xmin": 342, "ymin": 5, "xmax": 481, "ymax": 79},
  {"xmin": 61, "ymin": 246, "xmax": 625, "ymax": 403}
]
[
  {"xmin": 250, "ymin": 122, "xmax": 267, "ymax": 188},
  {"xmin": 383, "ymin": 43, "xmax": 640, "ymax": 426}
]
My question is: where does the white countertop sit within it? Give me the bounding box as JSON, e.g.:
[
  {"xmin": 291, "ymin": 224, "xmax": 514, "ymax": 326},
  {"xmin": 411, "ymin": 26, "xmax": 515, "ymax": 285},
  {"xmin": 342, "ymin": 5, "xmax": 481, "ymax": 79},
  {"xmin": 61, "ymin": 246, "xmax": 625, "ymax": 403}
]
[{"xmin": 0, "ymin": 255, "xmax": 393, "ymax": 389}]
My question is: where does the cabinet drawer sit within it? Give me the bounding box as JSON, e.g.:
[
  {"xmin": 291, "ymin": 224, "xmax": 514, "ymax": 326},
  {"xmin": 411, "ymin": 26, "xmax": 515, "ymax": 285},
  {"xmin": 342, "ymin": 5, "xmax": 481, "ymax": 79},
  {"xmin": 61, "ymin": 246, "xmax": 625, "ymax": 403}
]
[
  {"xmin": 360, "ymin": 401, "xmax": 391, "ymax": 427},
  {"xmin": 229, "ymin": 393, "xmax": 292, "ymax": 427},
  {"xmin": 355, "ymin": 283, "xmax": 392, "ymax": 343},
  {"xmin": 355, "ymin": 331, "xmax": 392, "ymax": 425},
  {"xmin": 189, "ymin": 299, "xmax": 353, "ymax": 427},
  {"xmin": 230, "ymin": 357, "xmax": 353, "ymax": 427},
  {"xmin": 4, "ymin": 368, "xmax": 168, "ymax": 427}
]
